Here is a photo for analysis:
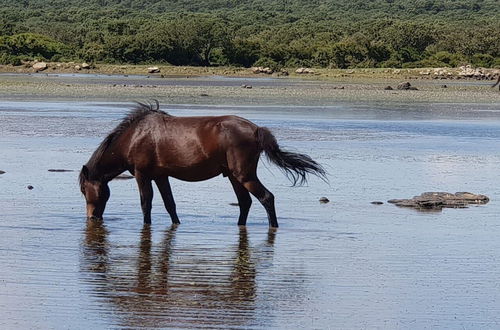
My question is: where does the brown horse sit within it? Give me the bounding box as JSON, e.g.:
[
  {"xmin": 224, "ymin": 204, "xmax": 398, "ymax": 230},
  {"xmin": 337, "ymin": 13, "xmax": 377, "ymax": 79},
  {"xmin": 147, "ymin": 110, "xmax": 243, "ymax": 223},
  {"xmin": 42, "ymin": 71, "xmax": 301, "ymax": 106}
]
[
  {"xmin": 79, "ymin": 101, "xmax": 326, "ymax": 228},
  {"xmin": 493, "ymin": 75, "xmax": 500, "ymax": 90}
]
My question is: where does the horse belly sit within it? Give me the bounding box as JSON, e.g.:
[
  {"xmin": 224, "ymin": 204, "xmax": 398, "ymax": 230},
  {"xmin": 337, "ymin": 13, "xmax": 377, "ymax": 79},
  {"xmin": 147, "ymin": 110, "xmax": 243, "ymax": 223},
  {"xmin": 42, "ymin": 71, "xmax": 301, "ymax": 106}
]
[{"xmin": 168, "ymin": 162, "xmax": 224, "ymax": 182}]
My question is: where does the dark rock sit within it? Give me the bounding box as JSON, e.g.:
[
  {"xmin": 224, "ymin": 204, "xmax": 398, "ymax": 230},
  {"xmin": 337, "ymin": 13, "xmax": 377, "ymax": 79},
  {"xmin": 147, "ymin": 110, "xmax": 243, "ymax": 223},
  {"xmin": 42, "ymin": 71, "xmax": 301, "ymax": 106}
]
[
  {"xmin": 371, "ymin": 201, "xmax": 384, "ymax": 205},
  {"xmin": 319, "ymin": 197, "xmax": 330, "ymax": 204},
  {"xmin": 229, "ymin": 203, "xmax": 239, "ymax": 206},
  {"xmin": 0, "ymin": 170, "xmax": 5, "ymax": 174},
  {"xmin": 279, "ymin": 69, "xmax": 289, "ymax": 76},
  {"xmin": 48, "ymin": 169, "xmax": 74, "ymax": 172},
  {"xmin": 384, "ymin": 86, "xmax": 393, "ymax": 90},
  {"xmin": 388, "ymin": 192, "xmax": 489, "ymax": 211},
  {"xmin": 200, "ymin": 93, "xmax": 209, "ymax": 97},
  {"xmin": 441, "ymin": 85, "xmax": 447, "ymax": 88},
  {"xmin": 27, "ymin": 185, "xmax": 34, "ymax": 190},
  {"xmin": 397, "ymin": 82, "xmax": 418, "ymax": 90}
]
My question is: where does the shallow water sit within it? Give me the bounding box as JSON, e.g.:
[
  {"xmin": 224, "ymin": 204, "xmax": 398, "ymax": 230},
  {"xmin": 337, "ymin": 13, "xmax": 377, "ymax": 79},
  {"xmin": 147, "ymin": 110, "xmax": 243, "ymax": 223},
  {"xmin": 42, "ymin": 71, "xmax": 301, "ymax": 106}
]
[{"xmin": 1, "ymin": 80, "xmax": 500, "ymax": 329}]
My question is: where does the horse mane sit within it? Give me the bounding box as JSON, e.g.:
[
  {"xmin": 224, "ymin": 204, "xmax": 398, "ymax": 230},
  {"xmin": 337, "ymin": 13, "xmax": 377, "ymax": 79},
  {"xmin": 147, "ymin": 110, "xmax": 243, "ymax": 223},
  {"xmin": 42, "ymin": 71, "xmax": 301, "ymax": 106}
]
[{"xmin": 79, "ymin": 100, "xmax": 170, "ymax": 188}]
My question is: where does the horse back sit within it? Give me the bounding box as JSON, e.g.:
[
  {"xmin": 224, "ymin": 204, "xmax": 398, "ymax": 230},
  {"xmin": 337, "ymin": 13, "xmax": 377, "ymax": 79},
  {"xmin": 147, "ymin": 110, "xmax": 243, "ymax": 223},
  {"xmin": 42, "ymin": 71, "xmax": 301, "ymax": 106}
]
[{"xmin": 124, "ymin": 114, "xmax": 259, "ymax": 180}]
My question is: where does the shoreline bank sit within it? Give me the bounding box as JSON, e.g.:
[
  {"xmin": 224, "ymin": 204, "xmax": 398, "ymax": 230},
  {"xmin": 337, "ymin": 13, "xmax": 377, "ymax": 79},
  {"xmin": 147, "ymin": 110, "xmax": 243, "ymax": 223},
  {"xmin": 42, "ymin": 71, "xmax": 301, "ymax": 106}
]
[
  {"xmin": 1, "ymin": 62, "xmax": 499, "ymax": 82},
  {"xmin": 0, "ymin": 66, "xmax": 499, "ymax": 106}
]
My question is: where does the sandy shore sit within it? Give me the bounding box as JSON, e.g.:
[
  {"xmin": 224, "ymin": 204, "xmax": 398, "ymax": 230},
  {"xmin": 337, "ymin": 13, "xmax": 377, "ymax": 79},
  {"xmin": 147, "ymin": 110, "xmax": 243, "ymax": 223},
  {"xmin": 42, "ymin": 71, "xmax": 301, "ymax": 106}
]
[{"xmin": 0, "ymin": 68, "xmax": 499, "ymax": 106}]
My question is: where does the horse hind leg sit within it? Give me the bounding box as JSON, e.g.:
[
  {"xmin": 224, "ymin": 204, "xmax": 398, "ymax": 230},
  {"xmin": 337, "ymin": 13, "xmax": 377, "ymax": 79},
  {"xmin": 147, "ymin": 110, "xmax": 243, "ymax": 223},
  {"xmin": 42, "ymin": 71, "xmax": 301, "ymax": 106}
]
[
  {"xmin": 239, "ymin": 177, "xmax": 278, "ymax": 228},
  {"xmin": 228, "ymin": 174, "xmax": 252, "ymax": 226},
  {"xmin": 155, "ymin": 178, "xmax": 180, "ymax": 224},
  {"xmin": 227, "ymin": 148, "xmax": 278, "ymax": 228}
]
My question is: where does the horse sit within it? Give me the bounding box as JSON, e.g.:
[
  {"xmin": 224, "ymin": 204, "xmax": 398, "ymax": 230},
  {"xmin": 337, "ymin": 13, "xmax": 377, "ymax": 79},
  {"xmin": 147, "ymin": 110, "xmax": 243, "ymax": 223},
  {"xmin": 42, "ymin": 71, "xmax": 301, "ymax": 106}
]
[
  {"xmin": 493, "ymin": 75, "xmax": 500, "ymax": 90},
  {"xmin": 79, "ymin": 101, "xmax": 326, "ymax": 228}
]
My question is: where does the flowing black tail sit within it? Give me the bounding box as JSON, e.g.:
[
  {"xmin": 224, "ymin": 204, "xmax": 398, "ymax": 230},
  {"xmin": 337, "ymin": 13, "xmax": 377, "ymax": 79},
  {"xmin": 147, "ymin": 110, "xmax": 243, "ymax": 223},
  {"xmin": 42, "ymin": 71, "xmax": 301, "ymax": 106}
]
[{"xmin": 256, "ymin": 127, "xmax": 327, "ymax": 186}]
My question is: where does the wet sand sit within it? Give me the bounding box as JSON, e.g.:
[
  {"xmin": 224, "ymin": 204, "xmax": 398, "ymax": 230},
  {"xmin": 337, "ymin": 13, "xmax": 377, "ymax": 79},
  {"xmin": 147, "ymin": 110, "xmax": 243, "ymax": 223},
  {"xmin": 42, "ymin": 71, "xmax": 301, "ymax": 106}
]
[
  {"xmin": 1, "ymin": 72, "xmax": 500, "ymax": 105},
  {"xmin": 1, "ymin": 74, "xmax": 500, "ymax": 329}
]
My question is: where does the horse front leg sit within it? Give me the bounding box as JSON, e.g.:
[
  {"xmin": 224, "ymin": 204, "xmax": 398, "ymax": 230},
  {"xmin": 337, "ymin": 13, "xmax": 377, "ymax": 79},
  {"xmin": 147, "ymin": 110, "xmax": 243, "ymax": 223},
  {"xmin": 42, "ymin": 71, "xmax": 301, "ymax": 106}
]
[
  {"xmin": 155, "ymin": 178, "xmax": 180, "ymax": 224},
  {"xmin": 229, "ymin": 175, "xmax": 252, "ymax": 226},
  {"xmin": 135, "ymin": 173, "xmax": 153, "ymax": 224}
]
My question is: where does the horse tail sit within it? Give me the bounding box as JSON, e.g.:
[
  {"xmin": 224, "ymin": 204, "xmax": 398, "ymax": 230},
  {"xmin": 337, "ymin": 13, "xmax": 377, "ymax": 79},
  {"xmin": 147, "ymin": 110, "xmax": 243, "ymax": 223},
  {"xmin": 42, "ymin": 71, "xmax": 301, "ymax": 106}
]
[{"xmin": 256, "ymin": 127, "xmax": 327, "ymax": 186}]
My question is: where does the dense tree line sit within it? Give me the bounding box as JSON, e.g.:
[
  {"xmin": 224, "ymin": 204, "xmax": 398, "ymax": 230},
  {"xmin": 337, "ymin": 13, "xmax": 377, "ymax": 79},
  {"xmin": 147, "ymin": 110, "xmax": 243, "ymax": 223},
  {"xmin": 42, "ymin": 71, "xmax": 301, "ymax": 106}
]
[{"xmin": 0, "ymin": 0, "xmax": 499, "ymax": 68}]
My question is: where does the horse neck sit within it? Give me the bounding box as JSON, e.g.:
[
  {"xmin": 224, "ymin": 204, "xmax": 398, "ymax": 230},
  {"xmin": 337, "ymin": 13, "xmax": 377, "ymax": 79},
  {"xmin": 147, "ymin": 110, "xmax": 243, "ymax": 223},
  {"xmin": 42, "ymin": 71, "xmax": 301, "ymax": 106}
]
[{"xmin": 90, "ymin": 150, "xmax": 126, "ymax": 182}]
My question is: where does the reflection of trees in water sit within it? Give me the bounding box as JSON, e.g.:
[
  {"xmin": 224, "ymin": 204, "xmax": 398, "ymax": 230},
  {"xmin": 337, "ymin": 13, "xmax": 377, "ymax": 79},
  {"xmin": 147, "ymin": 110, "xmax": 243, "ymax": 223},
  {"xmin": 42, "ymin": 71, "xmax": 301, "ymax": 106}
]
[{"xmin": 80, "ymin": 221, "xmax": 277, "ymax": 328}]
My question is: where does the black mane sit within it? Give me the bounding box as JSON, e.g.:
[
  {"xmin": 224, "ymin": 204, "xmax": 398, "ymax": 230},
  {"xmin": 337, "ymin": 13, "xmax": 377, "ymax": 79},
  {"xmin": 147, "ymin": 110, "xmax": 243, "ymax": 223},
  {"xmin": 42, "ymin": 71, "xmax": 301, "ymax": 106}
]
[{"xmin": 79, "ymin": 101, "xmax": 169, "ymax": 189}]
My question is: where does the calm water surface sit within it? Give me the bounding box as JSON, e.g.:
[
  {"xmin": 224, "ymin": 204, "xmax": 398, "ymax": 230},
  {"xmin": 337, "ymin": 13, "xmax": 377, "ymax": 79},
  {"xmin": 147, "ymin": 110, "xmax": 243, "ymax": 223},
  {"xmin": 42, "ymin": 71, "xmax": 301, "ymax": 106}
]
[{"xmin": 1, "ymin": 86, "xmax": 500, "ymax": 329}]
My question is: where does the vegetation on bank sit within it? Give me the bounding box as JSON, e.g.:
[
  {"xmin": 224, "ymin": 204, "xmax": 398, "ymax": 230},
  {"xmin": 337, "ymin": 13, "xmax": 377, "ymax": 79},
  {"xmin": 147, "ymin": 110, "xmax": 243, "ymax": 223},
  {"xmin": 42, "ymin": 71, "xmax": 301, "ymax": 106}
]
[{"xmin": 1, "ymin": 0, "xmax": 499, "ymax": 69}]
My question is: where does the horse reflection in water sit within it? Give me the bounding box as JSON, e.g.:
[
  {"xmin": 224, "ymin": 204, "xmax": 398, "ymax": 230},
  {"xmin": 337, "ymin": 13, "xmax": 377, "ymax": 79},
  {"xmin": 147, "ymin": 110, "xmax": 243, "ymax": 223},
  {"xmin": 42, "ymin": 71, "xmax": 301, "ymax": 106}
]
[{"xmin": 81, "ymin": 221, "xmax": 277, "ymax": 328}]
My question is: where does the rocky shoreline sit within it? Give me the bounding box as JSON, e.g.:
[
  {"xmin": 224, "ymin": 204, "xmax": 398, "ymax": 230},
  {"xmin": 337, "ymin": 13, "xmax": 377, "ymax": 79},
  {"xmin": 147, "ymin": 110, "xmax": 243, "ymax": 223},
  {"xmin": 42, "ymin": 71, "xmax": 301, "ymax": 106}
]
[{"xmin": 1, "ymin": 61, "xmax": 499, "ymax": 82}]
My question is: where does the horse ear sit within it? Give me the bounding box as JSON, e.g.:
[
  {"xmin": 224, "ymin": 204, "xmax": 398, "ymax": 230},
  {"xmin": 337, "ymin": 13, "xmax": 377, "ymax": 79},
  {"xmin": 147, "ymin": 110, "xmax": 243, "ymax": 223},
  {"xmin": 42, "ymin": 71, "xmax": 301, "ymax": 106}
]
[{"xmin": 81, "ymin": 165, "xmax": 89, "ymax": 180}]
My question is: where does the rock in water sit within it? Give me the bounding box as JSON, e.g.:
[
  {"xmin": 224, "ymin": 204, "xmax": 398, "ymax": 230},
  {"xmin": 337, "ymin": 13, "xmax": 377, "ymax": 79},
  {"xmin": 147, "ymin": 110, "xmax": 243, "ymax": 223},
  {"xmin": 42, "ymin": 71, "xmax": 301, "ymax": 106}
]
[
  {"xmin": 114, "ymin": 174, "xmax": 134, "ymax": 180},
  {"xmin": 397, "ymin": 82, "xmax": 418, "ymax": 90},
  {"xmin": 319, "ymin": 197, "xmax": 330, "ymax": 204},
  {"xmin": 0, "ymin": 170, "xmax": 5, "ymax": 174},
  {"xmin": 388, "ymin": 192, "xmax": 489, "ymax": 211}
]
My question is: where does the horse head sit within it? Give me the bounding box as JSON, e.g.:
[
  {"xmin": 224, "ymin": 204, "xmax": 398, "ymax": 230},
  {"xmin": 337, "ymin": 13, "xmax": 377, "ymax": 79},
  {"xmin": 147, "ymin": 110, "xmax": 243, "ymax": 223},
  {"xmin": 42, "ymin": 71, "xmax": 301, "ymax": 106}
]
[{"xmin": 80, "ymin": 165, "xmax": 110, "ymax": 220}]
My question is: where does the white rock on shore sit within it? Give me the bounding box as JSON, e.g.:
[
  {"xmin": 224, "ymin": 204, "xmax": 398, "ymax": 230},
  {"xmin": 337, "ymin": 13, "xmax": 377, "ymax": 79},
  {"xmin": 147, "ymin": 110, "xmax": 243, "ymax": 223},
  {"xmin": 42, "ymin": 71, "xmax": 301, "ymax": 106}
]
[{"xmin": 33, "ymin": 62, "xmax": 48, "ymax": 71}]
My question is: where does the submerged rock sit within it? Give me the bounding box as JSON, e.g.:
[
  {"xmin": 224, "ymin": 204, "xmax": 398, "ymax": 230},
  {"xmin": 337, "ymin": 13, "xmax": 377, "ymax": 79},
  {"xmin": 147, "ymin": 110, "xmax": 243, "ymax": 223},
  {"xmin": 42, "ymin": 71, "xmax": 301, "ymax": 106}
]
[
  {"xmin": 388, "ymin": 192, "xmax": 489, "ymax": 211},
  {"xmin": 0, "ymin": 170, "xmax": 5, "ymax": 174},
  {"xmin": 48, "ymin": 169, "xmax": 74, "ymax": 172},
  {"xmin": 397, "ymin": 81, "xmax": 418, "ymax": 90},
  {"xmin": 371, "ymin": 201, "xmax": 384, "ymax": 205},
  {"xmin": 27, "ymin": 185, "xmax": 34, "ymax": 190},
  {"xmin": 114, "ymin": 174, "xmax": 134, "ymax": 180},
  {"xmin": 384, "ymin": 86, "xmax": 393, "ymax": 90},
  {"xmin": 319, "ymin": 197, "xmax": 330, "ymax": 204}
]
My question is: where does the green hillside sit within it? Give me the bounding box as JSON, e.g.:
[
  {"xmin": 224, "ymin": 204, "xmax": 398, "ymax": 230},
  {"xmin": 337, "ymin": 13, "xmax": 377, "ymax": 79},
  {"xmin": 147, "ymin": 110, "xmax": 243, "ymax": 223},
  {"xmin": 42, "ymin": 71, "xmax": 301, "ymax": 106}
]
[{"xmin": 0, "ymin": 0, "xmax": 499, "ymax": 68}]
